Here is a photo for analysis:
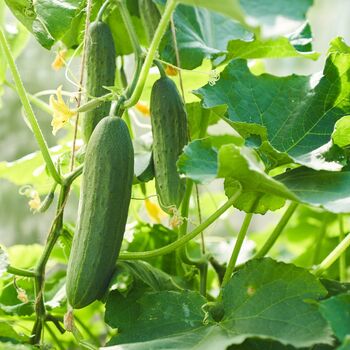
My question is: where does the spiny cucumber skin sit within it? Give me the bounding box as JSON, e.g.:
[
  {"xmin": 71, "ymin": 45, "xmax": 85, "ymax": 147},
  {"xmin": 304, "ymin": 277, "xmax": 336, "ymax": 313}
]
[
  {"xmin": 82, "ymin": 21, "xmax": 116, "ymax": 143},
  {"xmin": 139, "ymin": 0, "xmax": 161, "ymax": 45},
  {"xmin": 66, "ymin": 117, "xmax": 134, "ymax": 309},
  {"xmin": 150, "ymin": 77, "xmax": 188, "ymax": 213}
]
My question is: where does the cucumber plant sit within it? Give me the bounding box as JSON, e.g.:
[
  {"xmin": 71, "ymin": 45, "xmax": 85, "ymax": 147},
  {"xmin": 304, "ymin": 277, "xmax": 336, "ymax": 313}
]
[{"xmin": 0, "ymin": 0, "xmax": 350, "ymax": 349}]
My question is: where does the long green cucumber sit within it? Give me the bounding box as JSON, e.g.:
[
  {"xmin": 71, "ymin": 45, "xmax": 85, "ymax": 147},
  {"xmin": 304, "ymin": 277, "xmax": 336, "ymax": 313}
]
[
  {"xmin": 150, "ymin": 76, "xmax": 188, "ymax": 213},
  {"xmin": 82, "ymin": 20, "xmax": 116, "ymax": 142},
  {"xmin": 66, "ymin": 117, "xmax": 134, "ymax": 309}
]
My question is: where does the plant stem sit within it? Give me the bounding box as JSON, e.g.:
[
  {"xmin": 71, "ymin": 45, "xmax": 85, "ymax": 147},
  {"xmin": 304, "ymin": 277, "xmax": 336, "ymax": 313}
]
[
  {"xmin": 7, "ymin": 265, "xmax": 37, "ymax": 277},
  {"xmin": 254, "ymin": 202, "xmax": 298, "ymax": 259},
  {"xmin": 119, "ymin": 0, "xmax": 142, "ymax": 59},
  {"xmin": 338, "ymin": 215, "xmax": 346, "ymax": 282},
  {"xmin": 221, "ymin": 211, "xmax": 254, "ymax": 288},
  {"xmin": 64, "ymin": 164, "xmax": 84, "ymax": 184},
  {"xmin": 314, "ymin": 232, "xmax": 350, "ymax": 277},
  {"xmin": 123, "ymin": 0, "xmax": 177, "ymax": 108},
  {"xmin": 119, "ymin": 186, "xmax": 242, "ymax": 260},
  {"xmin": 4, "ymin": 80, "xmax": 53, "ymax": 115},
  {"xmin": 97, "ymin": 0, "xmax": 110, "ymax": 21},
  {"xmin": 75, "ymin": 93, "xmax": 114, "ymax": 113},
  {"xmin": 70, "ymin": 0, "xmax": 92, "ymax": 171},
  {"xmin": 313, "ymin": 215, "xmax": 329, "ymax": 265},
  {"xmin": 0, "ymin": 29, "xmax": 62, "ymax": 184},
  {"xmin": 45, "ymin": 324, "xmax": 65, "ymax": 350},
  {"xmin": 31, "ymin": 185, "xmax": 70, "ymax": 344},
  {"xmin": 74, "ymin": 315, "xmax": 100, "ymax": 346}
]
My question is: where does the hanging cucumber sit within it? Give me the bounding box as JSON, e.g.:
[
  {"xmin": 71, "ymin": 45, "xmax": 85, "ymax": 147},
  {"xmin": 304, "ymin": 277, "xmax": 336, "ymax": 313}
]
[
  {"xmin": 82, "ymin": 20, "xmax": 116, "ymax": 142},
  {"xmin": 66, "ymin": 117, "xmax": 134, "ymax": 309},
  {"xmin": 150, "ymin": 76, "xmax": 188, "ymax": 213}
]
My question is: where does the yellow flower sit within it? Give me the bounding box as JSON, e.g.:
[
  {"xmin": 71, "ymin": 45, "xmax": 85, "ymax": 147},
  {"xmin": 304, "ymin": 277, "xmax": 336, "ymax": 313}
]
[
  {"xmin": 165, "ymin": 64, "xmax": 178, "ymax": 76},
  {"xmin": 50, "ymin": 86, "xmax": 76, "ymax": 135},
  {"xmin": 28, "ymin": 190, "xmax": 41, "ymax": 211},
  {"xmin": 17, "ymin": 288, "xmax": 29, "ymax": 303},
  {"xmin": 135, "ymin": 101, "xmax": 150, "ymax": 117},
  {"xmin": 51, "ymin": 49, "xmax": 67, "ymax": 71},
  {"xmin": 145, "ymin": 199, "xmax": 166, "ymax": 223}
]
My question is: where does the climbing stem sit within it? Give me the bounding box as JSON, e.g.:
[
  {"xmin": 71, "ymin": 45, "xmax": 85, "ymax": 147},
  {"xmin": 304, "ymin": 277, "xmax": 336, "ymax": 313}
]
[
  {"xmin": 338, "ymin": 215, "xmax": 347, "ymax": 282},
  {"xmin": 0, "ymin": 29, "xmax": 62, "ymax": 184},
  {"xmin": 7, "ymin": 265, "xmax": 37, "ymax": 277},
  {"xmin": 221, "ymin": 211, "xmax": 254, "ymax": 289},
  {"xmin": 313, "ymin": 214, "xmax": 330, "ymax": 265},
  {"xmin": 119, "ymin": 186, "xmax": 242, "ymax": 260},
  {"xmin": 254, "ymin": 202, "xmax": 298, "ymax": 259},
  {"xmin": 119, "ymin": 0, "xmax": 142, "ymax": 59},
  {"xmin": 123, "ymin": 0, "xmax": 177, "ymax": 108},
  {"xmin": 314, "ymin": 232, "xmax": 350, "ymax": 277},
  {"xmin": 30, "ymin": 179, "xmax": 75, "ymax": 344}
]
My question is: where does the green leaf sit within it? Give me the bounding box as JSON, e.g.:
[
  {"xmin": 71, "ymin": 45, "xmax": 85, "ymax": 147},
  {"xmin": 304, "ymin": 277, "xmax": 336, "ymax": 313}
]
[
  {"xmin": 219, "ymin": 144, "xmax": 295, "ymax": 213},
  {"xmin": 0, "ymin": 321, "xmax": 27, "ymax": 343},
  {"xmin": 177, "ymin": 0, "xmax": 246, "ymax": 23},
  {"xmin": 104, "ymin": 259, "xmax": 331, "ymax": 350},
  {"xmin": 218, "ymin": 145, "xmax": 296, "ymax": 200},
  {"xmin": 220, "ymin": 258, "xmax": 332, "ymax": 348},
  {"xmin": 127, "ymin": 223, "xmax": 177, "ymax": 275},
  {"xmin": 332, "ymin": 115, "xmax": 350, "ymax": 148},
  {"xmin": 106, "ymin": 290, "xmax": 207, "ymax": 345},
  {"xmin": 196, "ymin": 40, "xmax": 350, "ymax": 170},
  {"xmin": 276, "ymin": 166, "xmax": 350, "ymax": 213},
  {"xmin": 320, "ymin": 279, "xmax": 350, "ymax": 298},
  {"xmin": 186, "ymin": 102, "xmax": 223, "ymax": 139},
  {"xmin": 240, "ymin": 0, "xmax": 314, "ymax": 24},
  {"xmin": 0, "ymin": 144, "xmax": 70, "ymax": 194},
  {"xmin": 5, "ymin": 0, "xmax": 80, "ymax": 49},
  {"xmin": 115, "ymin": 261, "xmax": 180, "ymax": 292},
  {"xmin": 177, "ymin": 138, "xmax": 218, "ymax": 183},
  {"xmin": 227, "ymin": 34, "xmax": 318, "ymax": 61},
  {"xmin": 106, "ymin": 2, "xmax": 147, "ymax": 56},
  {"xmin": 0, "ymin": 246, "xmax": 8, "ymax": 277},
  {"xmin": 319, "ymin": 293, "xmax": 350, "ymax": 342},
  {"xmin": 159, "ymin": 3, "xmax": 252, "ymax": 69}
]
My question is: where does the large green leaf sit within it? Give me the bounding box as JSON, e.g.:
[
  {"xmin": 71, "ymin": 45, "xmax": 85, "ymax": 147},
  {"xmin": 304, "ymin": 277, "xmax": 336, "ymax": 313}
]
[
  {"xmin": 196, "ymin": 39, "xmax": 350, "ymax": 171},
  {"xmin": 178, "ymin": 139, "xmax": 294, "ymax": 213},
  {"xmin": 104, "ymin": 259, "xmax": 331, "ymax": 349},
  {"xmin": 276, "ymin": 166, "xmax": 350, "ymax": 213},
  {"xmin": 177, "ymin": 0, "xmax": 245, "ymax": 23},
  {"xmin": 177, "ymin": 136, "xmax": 243, "ymax": 184},
  {"xmin": 186, "ymin": 102, "xmax": 224, "ymax": 139},
  {"xmin": 0, "ymin": 144, "xmax": 71, "ymax": 194},
  {"xmin": 159, "ymin": 3, "xmax": 252, "ymax": 69},
  {"xmin": 4, "ymin": 0, "xmax": 81, "ymax": 48},
  {"xmin": 226, "ymin": 22, "xmax": 318, "ymax": 61},
  {"xmin": 319, "ymin": 293, "xmax": 350, "ymax": 342},
  {"xmin": 239, "ymin": 0, "xmax": 313, "ymax": 24}
]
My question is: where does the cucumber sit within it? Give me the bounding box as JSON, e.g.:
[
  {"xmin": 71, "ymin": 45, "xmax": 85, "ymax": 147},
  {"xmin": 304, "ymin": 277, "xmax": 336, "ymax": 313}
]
[
  {"xmin": 138, "ymin": 0, "xmax": 161, "ymax": 46},
  {"xmin": 82, "ymin": 20, "xmax": 116, "ymax": 142},
  {"xmin": 150, "ymin": 76, "xmax": 188, "ymax": 213},
  {"xmin": 66, "ymin": 117, "xmax": 134, "ymax": 309}
]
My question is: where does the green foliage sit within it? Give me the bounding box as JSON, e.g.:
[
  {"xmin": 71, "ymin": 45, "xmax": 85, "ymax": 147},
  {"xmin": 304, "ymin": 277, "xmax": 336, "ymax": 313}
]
[
  {"xmin": 104, "ymin": 259, "xmax": 331, "ymax": 349},
  {"xmin": 196, "ymin": 40, "xmax": 350, "ymax": 170}
]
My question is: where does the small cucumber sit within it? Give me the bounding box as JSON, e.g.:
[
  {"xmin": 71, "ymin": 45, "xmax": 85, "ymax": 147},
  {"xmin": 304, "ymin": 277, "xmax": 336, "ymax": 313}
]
[
  {"xmin": 82, "ymin": 21, "xmax": 116, "ymax": 142},
  {"xmin": 150, "ymin": 76, "xmax": 188, "ymax": 213}
]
